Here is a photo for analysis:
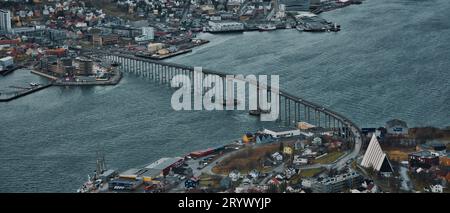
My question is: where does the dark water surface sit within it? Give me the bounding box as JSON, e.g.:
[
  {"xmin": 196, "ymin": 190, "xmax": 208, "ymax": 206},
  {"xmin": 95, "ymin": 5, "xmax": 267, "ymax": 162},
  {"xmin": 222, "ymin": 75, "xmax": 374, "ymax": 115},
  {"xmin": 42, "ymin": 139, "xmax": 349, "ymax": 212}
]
[{"xmin": 0, "ymin": 0, "xmax": 449, "ymax": 192}]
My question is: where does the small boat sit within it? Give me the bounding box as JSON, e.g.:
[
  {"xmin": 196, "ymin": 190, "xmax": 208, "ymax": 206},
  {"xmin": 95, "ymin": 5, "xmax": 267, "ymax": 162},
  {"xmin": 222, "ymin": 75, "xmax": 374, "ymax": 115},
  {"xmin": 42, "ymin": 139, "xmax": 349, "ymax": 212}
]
[
  {"xmin": 258, "ymin": 24, "xmax": 277, "ymax": 31},
  {"xmin": 29, "ymin": 82, "xmax": 40, "ymax": 87},
  {"xmin": 296, "ymin": 25, "xmax": 304, "ymax": 31},
  {"xmin": 303, "ymin": 26, "xmax": 327, "ymax": 32},
  {"xmin": 329, "ymin": 23, "xmax": 341, "ymax": 32}
]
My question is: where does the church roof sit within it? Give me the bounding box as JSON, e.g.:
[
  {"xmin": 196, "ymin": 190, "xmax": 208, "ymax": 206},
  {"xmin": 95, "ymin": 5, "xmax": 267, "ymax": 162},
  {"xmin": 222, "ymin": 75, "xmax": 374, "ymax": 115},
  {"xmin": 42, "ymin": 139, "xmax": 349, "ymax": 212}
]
[{"xmin": 361, "ymin": 135, "xmax": 394, "ymax": 173}]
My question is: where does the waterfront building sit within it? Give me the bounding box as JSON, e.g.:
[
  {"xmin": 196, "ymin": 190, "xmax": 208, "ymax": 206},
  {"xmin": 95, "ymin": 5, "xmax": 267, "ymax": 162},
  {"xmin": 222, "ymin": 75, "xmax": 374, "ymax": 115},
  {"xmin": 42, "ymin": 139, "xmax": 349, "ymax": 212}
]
[
  {"xmin": 74, "ymin": 57, "xmax": 94, "ymax": 76},
  {"xmin": 385, "ymin": 119, "xmax": 409, "ymax": 135},
  {"xmin": 0, "ymin": 9, "xmax": 12, "ymax": 33},
  {"xmin": 255, "ymin": 134, "xmax": 275, "ymax": 144},
  {"xmin": 148, "ymin": 42, "xmax": 165, "ymax": 53},
  {"xmin": 144, "ymin": 157, "xmax": 184, "ymax": 177},
  {"xmin": 261, "ymin": 128, "xmax": 302, "ymax": 139},
  {"xmin": 361, "ymin": 134, "xmax": 394, "ymax": 175},
  {"xmin": 42, "ymin": 56, "xmax": 76, "ymax": 77},
  {"xmin": 48, "ymin": 61, "xmax": 64, "ymax": 75}
]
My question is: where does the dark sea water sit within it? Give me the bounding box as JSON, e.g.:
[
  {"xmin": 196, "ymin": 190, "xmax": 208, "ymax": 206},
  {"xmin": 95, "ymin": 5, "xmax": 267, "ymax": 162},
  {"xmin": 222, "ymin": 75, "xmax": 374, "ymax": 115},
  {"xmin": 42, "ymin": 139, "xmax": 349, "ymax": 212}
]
[{"xmin": 0, "ymin": 0, "xmax": 449, "ymax": 192}]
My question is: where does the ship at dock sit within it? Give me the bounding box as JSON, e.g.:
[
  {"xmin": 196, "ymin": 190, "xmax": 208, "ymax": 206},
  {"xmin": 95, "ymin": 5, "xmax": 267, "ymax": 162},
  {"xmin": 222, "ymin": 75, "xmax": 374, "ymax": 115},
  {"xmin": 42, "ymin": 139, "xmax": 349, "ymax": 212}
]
[
  {"xmin": 77, "ymin": 151, "xmax": 117, "ymax": 193},
  {"xmin": 205, "ymin": 21, "xmax": 245, "ymax": 34},
  {"xmin": 257, "ymin": 24, "xmax": 277, "ymax": 31}
]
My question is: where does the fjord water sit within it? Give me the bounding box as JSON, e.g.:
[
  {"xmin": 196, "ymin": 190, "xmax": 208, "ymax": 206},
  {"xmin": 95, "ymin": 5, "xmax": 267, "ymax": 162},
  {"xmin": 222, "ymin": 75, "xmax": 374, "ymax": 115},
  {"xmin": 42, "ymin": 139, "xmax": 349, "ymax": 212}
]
[
  {"xmin": 0, "ymin": 0, "xmax": 449, "ymax": 192},
  {"xmin": 171, "ymin": 0, "xmax": 450, "ymax": 128}
]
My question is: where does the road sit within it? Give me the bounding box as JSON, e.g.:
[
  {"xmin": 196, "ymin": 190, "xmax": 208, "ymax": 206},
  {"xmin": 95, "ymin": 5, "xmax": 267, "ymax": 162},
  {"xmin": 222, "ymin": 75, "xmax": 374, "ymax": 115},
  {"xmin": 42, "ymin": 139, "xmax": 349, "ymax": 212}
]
[{"xmin": 101, "ymin": 52, "xmax": 365, "ymax": 173}]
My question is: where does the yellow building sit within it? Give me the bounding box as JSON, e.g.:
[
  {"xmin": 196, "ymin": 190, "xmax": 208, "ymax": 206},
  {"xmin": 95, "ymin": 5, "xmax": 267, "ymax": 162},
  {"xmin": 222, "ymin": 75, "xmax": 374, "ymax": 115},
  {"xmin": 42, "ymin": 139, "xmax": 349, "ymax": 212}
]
[
  {"xmin": 148, "ymin": 43, "xmax": 165, "ymax": 53},
  {"xmin": 283, "ymin": 147, "xmax": 293, "ymax": 155},
  {"xmin": 157, "ymin": 49, "xmax": 170, "ymax": 55}
]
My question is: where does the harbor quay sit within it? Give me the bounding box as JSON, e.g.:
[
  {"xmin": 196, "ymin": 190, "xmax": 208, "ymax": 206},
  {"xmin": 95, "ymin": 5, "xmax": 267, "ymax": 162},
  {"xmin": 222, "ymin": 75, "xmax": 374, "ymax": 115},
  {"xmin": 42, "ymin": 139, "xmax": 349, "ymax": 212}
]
[
  {"xmin": 0, "ymin": 82, "xmax": 52, "ymax": 102},
  {"xmin": 33, "ymin": 55, "xmax": 122, "ymax": 86},
  {"xmin": 80, "ymin": 126, "xmax": 358, "ymax": 193}
]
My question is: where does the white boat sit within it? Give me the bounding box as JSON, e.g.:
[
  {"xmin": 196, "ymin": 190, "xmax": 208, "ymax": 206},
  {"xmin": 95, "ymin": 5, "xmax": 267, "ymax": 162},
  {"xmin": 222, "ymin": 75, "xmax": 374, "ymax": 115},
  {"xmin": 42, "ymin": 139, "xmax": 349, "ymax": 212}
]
[{"xmin": 258, "ymin": 24, "xmax": 277, "ymax": 31}]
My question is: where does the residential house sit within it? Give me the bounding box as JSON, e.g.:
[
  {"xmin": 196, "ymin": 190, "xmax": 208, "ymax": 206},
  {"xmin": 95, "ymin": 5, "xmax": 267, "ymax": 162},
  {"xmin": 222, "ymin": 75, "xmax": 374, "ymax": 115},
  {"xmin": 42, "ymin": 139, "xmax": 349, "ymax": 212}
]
[{"xmin": 385, "ymin": 119, "xmax": 409, "ymax": 135}]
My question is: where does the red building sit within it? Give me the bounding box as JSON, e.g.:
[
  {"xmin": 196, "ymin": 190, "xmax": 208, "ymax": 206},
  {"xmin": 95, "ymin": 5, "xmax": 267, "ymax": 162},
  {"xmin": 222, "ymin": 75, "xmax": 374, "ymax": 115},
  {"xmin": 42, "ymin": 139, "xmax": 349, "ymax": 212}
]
[{"xmin": 408, "ymin": 150, "xmax": 440, "ymax": 168}]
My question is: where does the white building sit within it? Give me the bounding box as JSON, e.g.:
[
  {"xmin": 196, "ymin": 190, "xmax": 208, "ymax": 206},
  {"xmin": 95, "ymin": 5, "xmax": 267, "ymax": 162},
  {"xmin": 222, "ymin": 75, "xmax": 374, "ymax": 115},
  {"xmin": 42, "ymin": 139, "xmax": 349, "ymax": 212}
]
[
  {"xmin": 312, "ymin": 137, "xmax": 322, "ymax": 145},
  {"xmin": 301, "ymin": 178, "xmax": 313, "ymax": 188},
  {"xmin": 0, "ymin": 56, "xmax": 14, "ymax": 68},
  {"xmin": 135, "ymin": 27, "xmax": 154, "ymax": 43},
  {"xmin": 0, "ymin": 9, "xmax": 12, "ymax": 33},
  {"xmin": 262, "ymin": 128, "xmax": 301, "ymax": 138},
  {"xmin": 385, "ymin": 119, "xmax": 408, "ymax": 135},
  {"xmin": 430, "ymin": 185, "xmax": 443, "ymax": 193},
  {"xmin": 271, "ymin": 152, "xmax": 283, "ymax": 161},
  {"xmin": 361, "ymin": 134, "xmax": 394, "ymax": 175},
  {"xmin": 207, "ymin": 21, "xmax": 244, "ymax": 32},
  {"xmin": 302, "ymin": 148, "xmax": 317, "ymax": 157},
  {"xmin": 293, "ymin": 155, "xmax": 308, "ymax": 165}
]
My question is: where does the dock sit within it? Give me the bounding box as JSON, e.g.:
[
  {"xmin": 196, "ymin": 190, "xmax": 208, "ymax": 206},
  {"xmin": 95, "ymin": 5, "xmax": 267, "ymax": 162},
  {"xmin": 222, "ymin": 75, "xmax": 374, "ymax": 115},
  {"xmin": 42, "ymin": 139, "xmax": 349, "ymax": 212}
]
[
  {"xmin": 0, "ymin": 83, "xmax": 53, "ymax": 102},
  {"xmin": 30, "ymin": 69, "xmax": 122, "ymax": 86},
  {"xmin": 30, "ymin": 69, "xmax": 58, "ymax": 80},
  {"xmin": 135, "ymin": 49, "xmax": 193, "ymax": 60},
  {"xmin": 53, "ymin": 72, "xmax": 122, "ymax": 86}
]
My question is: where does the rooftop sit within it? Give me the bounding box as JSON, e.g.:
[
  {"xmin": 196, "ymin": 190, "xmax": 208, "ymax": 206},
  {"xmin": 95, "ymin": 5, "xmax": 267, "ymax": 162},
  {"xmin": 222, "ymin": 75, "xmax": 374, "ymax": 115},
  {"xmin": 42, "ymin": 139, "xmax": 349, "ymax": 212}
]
[
  {"xmin": 317, "ymin": 171, "xmax": 360, "ymax": 185},
  {"xmin": 145, "ymin": 157, "xmax": 183, "ymax": 170},
  {"xmin": 409, "ymin": 150, "xmax": 437, "ymax": 158},
  {"xmin": 386, "ymin": 119, "xmax": 408, "ymax": 128}
]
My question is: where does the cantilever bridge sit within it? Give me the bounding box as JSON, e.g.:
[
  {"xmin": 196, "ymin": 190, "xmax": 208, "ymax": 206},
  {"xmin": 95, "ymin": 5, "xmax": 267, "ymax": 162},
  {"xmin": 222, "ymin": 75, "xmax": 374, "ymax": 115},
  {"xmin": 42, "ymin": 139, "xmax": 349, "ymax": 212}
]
[{"xmin": 96, "ymin": 52, "xmax": 363, "ymax": 169}]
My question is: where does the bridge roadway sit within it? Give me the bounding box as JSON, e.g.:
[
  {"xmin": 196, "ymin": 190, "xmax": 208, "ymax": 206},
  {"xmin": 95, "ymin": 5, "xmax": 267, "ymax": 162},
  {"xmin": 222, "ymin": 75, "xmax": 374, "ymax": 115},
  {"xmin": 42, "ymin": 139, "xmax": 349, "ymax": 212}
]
[{"xmin": 97, "ymin": 52, "xmax": 363, "ymax": 170}]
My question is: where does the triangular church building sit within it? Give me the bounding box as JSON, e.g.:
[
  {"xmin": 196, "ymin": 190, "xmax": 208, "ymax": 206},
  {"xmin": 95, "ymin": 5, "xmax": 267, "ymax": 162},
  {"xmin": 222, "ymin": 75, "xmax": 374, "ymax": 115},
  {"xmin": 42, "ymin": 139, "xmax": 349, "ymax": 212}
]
[{"xmin": 361, "ymin": 134, "xmax": 394, "ymax": 174}]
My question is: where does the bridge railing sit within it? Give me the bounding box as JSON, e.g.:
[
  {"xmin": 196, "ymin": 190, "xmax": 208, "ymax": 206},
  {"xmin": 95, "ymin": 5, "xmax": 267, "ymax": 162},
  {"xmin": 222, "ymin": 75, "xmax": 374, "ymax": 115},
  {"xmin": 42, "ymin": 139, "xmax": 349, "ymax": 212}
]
[{"xmin": 101, "ymin": 53, "xmax": 363, "ymax": 146}]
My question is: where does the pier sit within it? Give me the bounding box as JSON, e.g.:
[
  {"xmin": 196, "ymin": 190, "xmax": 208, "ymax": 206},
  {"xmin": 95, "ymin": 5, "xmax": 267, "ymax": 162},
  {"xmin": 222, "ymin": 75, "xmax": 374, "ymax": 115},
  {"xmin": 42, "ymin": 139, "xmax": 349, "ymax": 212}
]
[
  {"xmin": 30, "ymin": 69, "xmax": 58, "ymax": 80},
  {"xmin": 0, "ymin": 83, "xmax": 53, "ymax": 102},
  {"xmin": 99, "ymin": 53, "xmax": 364, "ymax": 163}
]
